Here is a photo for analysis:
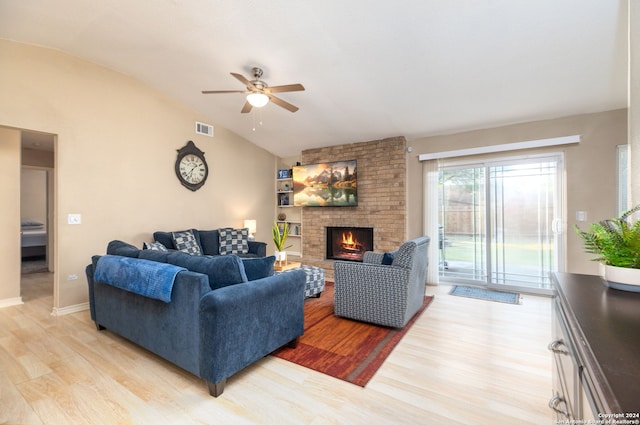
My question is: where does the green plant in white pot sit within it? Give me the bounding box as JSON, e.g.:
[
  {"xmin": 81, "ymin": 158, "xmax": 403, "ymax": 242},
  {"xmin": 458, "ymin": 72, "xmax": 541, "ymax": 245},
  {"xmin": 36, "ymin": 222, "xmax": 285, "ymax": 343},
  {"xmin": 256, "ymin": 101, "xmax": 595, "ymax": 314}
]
[
  {"xmin": 272, "ymin": 221, "xmax": 292, "ymax": 266},
  {"xmin": 574, "ymin": 205, "xmax": 640, "ymax": 292}
]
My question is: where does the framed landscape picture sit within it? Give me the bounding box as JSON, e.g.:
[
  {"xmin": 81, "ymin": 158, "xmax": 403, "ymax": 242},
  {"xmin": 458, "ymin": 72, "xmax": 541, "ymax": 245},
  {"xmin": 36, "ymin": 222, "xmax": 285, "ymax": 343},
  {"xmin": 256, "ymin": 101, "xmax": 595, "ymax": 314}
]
[{"xmin": 292, "ymin": 160, "xmax": 357, "ymax": 207}]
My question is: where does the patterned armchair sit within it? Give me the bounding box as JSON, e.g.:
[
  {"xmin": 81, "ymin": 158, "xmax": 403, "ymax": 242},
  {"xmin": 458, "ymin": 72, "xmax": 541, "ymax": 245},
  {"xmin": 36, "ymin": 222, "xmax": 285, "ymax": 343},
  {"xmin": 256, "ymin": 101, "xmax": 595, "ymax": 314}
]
[{"xmin": 333, "ymin": 236, "xmax": 430, "ymax": 328}]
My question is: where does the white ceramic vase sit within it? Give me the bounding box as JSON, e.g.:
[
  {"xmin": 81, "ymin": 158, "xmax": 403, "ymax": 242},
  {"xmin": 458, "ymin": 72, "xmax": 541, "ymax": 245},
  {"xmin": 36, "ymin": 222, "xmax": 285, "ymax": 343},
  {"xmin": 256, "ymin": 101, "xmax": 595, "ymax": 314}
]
[
  {"xmin": 599, "ymin": 263, "xmax": 640, "ymax": 293},
  {"xmin": 275, "ymin": 250, "xmax": 287, "ymax": 266}
]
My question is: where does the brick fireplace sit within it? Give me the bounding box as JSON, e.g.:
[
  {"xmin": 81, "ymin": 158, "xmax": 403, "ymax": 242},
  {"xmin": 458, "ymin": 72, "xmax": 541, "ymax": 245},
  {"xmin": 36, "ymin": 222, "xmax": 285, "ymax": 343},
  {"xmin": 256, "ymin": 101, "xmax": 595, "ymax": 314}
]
[{"xmin": 299, "ymin": 136, "xmax": 407, "ymax": 277}]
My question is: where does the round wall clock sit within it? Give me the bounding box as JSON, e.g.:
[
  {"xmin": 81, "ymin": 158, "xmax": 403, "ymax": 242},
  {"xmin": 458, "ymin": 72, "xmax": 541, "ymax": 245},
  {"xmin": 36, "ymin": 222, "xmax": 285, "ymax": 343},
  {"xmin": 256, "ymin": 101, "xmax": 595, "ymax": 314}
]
[{"xmin": 175, "ymin": 141, "xmax": 209, "ymax": 191}]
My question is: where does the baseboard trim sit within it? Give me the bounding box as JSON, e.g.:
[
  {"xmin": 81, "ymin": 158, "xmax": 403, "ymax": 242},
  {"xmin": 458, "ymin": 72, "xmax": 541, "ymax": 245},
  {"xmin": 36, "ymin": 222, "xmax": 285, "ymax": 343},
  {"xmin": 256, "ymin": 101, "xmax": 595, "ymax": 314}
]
[
  {"xmin": 0, "ymin": 297, "xmax": 24, "ymax": 309},
  {"xmin": 51, "ymin": 302, "xmax": 89, "ymax": 316}
]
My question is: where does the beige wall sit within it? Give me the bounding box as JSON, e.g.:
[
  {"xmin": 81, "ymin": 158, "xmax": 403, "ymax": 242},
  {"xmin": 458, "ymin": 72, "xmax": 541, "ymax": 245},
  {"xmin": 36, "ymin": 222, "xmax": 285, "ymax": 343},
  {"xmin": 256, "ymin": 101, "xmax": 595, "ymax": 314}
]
[
  {"xmin": 0, "ymin": 127, "xmax": 22, "ymax": 305},
  {"xmin": 0, "ymin": 40, "xmax": 276, "ymax": 310},
  {"xmin": 407, "ymin": 109, "xmax": 627, "ymax": 275}
]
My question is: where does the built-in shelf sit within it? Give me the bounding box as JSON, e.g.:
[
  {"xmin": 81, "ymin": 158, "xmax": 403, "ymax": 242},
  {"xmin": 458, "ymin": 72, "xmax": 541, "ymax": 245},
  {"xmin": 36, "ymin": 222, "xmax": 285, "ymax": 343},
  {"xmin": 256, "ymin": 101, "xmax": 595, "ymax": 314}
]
[{"xmin": 276, "ymin": 174, "xmax": 302, "ymax": 256}]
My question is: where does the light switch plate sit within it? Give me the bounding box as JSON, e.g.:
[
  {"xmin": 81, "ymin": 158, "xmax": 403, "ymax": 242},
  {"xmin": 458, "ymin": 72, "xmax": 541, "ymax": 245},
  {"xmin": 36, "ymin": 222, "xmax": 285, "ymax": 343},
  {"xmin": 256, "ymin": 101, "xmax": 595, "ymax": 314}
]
[
  {"xmin": 576, "ymin": 211, "xmax": 586, "ymax": 222},
  {"xmin": 68, "ymin": 213, "xmax": 81, "ymax": 225}
]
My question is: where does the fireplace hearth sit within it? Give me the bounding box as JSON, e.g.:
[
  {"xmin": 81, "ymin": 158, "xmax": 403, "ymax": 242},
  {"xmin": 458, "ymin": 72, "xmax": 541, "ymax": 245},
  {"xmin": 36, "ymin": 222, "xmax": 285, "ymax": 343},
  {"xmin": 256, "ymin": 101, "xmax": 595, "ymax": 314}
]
[{"xmin": 326, "ymin": 226, "xmax": 374, "ymax": 262}]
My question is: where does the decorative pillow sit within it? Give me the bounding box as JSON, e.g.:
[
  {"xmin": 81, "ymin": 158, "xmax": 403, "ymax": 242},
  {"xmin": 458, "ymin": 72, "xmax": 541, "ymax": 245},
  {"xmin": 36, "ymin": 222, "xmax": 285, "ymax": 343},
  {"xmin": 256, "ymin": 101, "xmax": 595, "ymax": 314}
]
[
  {"xmin": 167, "ymin": 251, "xmax": 248, "ymax": 290},
  {"xmin": 218, "ymin": 228, "xmax": 249, "ymax": 255},
  {"xmin": 143, "ymin": 241, "xmax": 169, "ymax": 251},
  {"xmin": 381, "ymin": 251, "xmax": 396, "ymax": 265},
  {"xmin": 172, "ymin": 230, "xmax": 203, "ymax": 255},
  {"xmin": 153, "ymin": 229, "xmax": 201, "ymax": 251},
  {"xmin": 241, "ymin": 256, "xmax": 276, "ymax": 281}
]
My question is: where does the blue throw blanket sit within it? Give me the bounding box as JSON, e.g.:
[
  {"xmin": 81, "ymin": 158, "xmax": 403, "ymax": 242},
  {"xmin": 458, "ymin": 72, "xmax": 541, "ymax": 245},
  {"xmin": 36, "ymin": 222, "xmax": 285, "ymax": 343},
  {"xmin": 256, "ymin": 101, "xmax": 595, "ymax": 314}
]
[{"xmin": 94, "ymin": 255, "xmax": 186, "ymax": 303}]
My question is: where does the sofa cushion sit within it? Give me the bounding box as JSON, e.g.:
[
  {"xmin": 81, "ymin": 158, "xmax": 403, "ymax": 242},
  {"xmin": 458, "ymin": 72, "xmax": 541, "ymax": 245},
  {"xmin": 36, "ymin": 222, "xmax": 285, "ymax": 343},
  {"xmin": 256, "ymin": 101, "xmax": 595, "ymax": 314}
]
[
  {"xmin": 198, "ymin": 230, "xmax": 221, "ymax": 256},
  {"xmin": 167, "ymin": 251, "xmax": 248, "ymax": 290},
  {"xmin": 172, "ymin": 230, "xmax": 203, "ymax": 255},
  {"xmin": 139, "ymin": 249, "xmax": 171, "ymax": 263},
  {"xmin": 218, "ymin": 228, "xmax": 249, "ymax": 255},
  {"xmin": 106, "ymin": 240, "xmax": 140, "ymax": 258},
  {"xmin": 241, "ymin": 256, "xmax": 276, "ymax": 281},
  {"xmin": 152, "ymin": 231, "xmax": 175, "ymax": 250}
]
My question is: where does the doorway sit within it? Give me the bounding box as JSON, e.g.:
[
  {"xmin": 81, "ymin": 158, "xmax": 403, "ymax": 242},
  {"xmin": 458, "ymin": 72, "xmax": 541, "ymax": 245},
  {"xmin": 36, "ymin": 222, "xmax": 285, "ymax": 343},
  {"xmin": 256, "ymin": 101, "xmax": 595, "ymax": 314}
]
[
  {"xmin": 438, "ymin": 154, "xmax": 563, "ymax": 293},
  {"xmin": 20, "ymin": 130, "xmax": 55, "ymax": 297},
  {"xmin": 21, "ymin": 168, "xmax": 51, "ymax": 274}
]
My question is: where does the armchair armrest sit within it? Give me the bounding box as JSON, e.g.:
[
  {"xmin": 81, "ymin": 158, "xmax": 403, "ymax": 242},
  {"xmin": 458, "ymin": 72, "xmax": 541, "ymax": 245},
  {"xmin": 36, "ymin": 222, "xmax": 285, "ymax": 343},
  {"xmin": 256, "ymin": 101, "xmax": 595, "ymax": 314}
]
[
  {"xmin": 248, "ymin": 241, "xmax": 267, "ymax": 256},
  {"xmin": 198, "ymin": 268, "xmax": 305, "ymax": 392},
  {"xmin": 363, "ymin": 251, "xmax": 384, "ymax": 264},
  {"xmin": 334, "ymin": 261, "xmax": 410, "ymax": 288}
]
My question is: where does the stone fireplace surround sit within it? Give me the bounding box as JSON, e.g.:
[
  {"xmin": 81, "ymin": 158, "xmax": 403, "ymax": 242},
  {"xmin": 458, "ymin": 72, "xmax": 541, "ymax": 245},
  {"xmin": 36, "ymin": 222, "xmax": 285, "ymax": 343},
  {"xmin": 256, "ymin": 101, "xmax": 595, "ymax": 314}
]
[{"xmin": 298, "ymin": 136, "xmax": 407, "ymax": 278}]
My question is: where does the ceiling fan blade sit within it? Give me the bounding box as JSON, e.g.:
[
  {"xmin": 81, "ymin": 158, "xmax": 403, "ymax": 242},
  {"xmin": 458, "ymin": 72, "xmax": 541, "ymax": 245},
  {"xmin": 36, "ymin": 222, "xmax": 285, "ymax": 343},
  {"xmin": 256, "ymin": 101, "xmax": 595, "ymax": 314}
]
[
  {"xmin": 266, "ymin": 84, "xmax": 305, "ymax": 93},
  {"xmin": 241, "ymin": 101, "xmax": 253, "ymax": 114},
  {"xmin": 201, "ymin": 90, "xmax": 246, "ymax": 94},
  {"xmin": 268, "ymin": 94, "xmax": 299, "ymax": 113},
  {"xmin": 231, "ymin": 72, "xmax": 258, "ymax": 90}
]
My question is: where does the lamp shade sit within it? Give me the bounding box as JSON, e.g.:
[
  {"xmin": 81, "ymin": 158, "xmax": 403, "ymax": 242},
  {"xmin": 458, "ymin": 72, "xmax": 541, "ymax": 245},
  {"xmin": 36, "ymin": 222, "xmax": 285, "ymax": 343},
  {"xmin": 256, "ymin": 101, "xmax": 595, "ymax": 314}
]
[
  {"xmin": 244, "ymin": 219, "xmax": 257, "ymax": 235},
  {"xmin": 246, "ymin": 92, "xmax": 269, "ymax": 107}
]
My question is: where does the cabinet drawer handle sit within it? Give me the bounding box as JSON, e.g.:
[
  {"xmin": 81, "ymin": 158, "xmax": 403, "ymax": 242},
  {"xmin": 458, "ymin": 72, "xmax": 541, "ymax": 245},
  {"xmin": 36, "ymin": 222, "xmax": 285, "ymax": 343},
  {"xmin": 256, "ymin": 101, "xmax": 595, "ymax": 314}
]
[
  {"xmin": 548, "ymin": 339, "xmax": 569, "ymax": 355},
  {"xmin": 548, "ymin": 394, "xmax": 570, "ymax": 417}
]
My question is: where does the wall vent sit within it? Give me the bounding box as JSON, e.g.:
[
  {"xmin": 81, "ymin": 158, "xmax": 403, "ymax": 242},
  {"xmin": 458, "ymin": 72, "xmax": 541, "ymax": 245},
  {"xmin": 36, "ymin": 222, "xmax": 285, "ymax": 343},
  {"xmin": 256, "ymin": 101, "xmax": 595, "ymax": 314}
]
[{"xmin": 195, "ymin": 121, "xmax": 214, "ymax": 137}]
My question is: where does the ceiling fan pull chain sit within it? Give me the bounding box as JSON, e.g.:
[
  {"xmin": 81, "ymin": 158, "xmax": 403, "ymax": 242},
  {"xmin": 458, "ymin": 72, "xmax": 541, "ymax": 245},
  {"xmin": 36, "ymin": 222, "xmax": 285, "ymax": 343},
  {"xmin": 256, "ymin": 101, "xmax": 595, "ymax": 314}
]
[{"xmin": 252, "ymin": 109, "xmax": 256, "ymax": 132}]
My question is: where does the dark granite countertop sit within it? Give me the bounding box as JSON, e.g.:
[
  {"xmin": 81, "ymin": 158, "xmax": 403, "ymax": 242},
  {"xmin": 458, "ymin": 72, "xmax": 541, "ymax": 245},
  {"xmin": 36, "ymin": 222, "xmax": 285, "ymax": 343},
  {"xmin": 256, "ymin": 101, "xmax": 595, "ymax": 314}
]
[{"xmin": 552, "ymin": 272, "xmax": 640, "ymax": 414}]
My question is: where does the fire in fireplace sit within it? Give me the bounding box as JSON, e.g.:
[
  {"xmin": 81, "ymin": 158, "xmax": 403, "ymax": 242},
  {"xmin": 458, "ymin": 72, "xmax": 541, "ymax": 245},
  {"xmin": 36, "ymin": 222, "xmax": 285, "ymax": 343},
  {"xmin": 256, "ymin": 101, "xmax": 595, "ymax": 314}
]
[{"xmin": 326, "ymin": 226, "xmax": 374, "ymax": 262}]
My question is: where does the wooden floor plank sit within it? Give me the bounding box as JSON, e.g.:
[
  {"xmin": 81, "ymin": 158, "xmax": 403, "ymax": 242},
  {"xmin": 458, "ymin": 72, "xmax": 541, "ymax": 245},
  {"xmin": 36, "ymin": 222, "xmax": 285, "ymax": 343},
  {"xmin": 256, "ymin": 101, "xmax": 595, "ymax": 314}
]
[
  {"xmin": 0, "ymin": 272, "xmax": 554, "ymax": 424},
  {"xmin": 0, "ymin": 369, "xmax": 44, "ymax": 425}
]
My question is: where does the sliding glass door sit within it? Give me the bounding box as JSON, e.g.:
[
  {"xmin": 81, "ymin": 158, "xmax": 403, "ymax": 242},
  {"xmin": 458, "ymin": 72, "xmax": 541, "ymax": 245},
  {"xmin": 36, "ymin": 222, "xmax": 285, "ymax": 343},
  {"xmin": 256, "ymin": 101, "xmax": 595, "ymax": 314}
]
[{"xmin": 439, "ymin": 155, "xmax": 563, "ymax": 292}]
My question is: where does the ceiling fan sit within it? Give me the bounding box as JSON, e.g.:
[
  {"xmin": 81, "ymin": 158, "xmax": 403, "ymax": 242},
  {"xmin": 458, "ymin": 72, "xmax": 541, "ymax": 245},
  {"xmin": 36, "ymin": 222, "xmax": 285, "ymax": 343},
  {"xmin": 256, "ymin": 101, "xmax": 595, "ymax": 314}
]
[{"xmin": 202, "ymin": 67, "xmax": 305, "ymax": 113}]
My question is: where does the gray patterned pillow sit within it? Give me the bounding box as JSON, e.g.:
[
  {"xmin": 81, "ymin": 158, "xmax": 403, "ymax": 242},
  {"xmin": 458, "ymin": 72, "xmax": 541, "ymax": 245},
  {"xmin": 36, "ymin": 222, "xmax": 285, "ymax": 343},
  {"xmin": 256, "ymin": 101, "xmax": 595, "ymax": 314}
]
[
  {"xmin": 218, "ymin": 228, "xmax": 249, "ymax": 255},
  {"xmin": 172, "ymin": 230, "xmax": 202, "ymax": 255},
  {"xmin": 144, "ymin": 241, "xmax": 169, "ymax": 251}
]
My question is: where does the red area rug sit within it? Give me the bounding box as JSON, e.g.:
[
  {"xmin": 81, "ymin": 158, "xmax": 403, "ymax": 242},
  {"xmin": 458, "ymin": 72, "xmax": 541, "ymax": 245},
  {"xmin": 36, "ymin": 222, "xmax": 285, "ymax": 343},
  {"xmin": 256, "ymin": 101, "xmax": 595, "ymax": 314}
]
[{"xmin": 273, "ymin": 282, "xmax": 434, "ymax": 387}]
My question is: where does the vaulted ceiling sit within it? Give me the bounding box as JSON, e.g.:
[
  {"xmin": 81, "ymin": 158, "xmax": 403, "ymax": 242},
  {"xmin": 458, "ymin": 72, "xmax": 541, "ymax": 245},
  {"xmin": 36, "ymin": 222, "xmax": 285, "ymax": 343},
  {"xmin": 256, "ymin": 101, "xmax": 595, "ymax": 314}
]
[{"xmin": 0, "ymin": 0, "xmax": 628, "ymax": 157}]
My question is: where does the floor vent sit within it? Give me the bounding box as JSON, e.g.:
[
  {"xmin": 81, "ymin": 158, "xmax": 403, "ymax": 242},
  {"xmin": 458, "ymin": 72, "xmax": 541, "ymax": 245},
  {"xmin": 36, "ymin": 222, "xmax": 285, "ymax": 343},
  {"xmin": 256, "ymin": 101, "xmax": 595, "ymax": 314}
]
[{"xmin": 195, "ymin": 121, "xmax": 214, "ymax": 137}]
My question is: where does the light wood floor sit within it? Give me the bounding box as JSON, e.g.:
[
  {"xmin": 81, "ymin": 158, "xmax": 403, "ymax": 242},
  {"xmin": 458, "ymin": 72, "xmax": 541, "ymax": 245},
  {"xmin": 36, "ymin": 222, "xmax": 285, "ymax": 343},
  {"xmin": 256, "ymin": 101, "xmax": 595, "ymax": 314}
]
[{"xmin": 1, "ymin": 273, "xmax": 553, "ymax": 425}]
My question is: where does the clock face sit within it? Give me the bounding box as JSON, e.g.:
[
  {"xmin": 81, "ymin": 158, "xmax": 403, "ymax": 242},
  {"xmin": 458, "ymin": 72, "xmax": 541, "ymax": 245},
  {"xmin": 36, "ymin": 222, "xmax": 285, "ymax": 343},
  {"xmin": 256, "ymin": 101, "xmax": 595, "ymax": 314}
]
[
  {"xmin": 175, "ymin": 141, "xmax": 208, "ymax": 191},
  {"xmin": 179, "ymin": 154, "xmax": 207, "ymax": 185}
]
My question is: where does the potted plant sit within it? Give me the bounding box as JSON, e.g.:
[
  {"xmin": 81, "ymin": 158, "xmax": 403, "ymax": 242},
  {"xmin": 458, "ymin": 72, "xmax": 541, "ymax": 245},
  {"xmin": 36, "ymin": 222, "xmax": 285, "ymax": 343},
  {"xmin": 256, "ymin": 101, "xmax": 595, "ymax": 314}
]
[
  {"xmin": 272, "ymin": 221, "xmax": 292, "ymax": 266},
  {"xmin": 574, "ymin": 205, "xmax": 640, "ymax": 292}
]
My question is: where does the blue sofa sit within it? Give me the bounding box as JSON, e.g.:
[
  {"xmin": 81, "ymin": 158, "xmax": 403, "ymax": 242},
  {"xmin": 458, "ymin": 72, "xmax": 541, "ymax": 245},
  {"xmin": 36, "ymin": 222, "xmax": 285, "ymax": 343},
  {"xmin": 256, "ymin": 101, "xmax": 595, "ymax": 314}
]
[{"xmin": 86, "ymin": 250, "xmax": 306, "ymax": 397}]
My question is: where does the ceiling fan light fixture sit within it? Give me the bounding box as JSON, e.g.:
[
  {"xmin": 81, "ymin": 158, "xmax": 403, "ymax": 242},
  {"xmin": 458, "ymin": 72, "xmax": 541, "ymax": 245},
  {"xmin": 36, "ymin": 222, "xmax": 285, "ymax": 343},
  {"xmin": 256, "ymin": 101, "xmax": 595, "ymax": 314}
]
[{"xmin": 246, "ymin": 92, "xmax": 269, "ymax": 108}]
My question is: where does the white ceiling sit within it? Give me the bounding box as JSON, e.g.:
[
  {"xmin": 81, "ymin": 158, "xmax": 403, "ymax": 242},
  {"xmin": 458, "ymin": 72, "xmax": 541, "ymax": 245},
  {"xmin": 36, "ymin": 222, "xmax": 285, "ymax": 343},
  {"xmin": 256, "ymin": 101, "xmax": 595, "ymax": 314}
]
[{"xmin": 0, "ymin": 0, "xmax": 629, "ymax": 157}]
